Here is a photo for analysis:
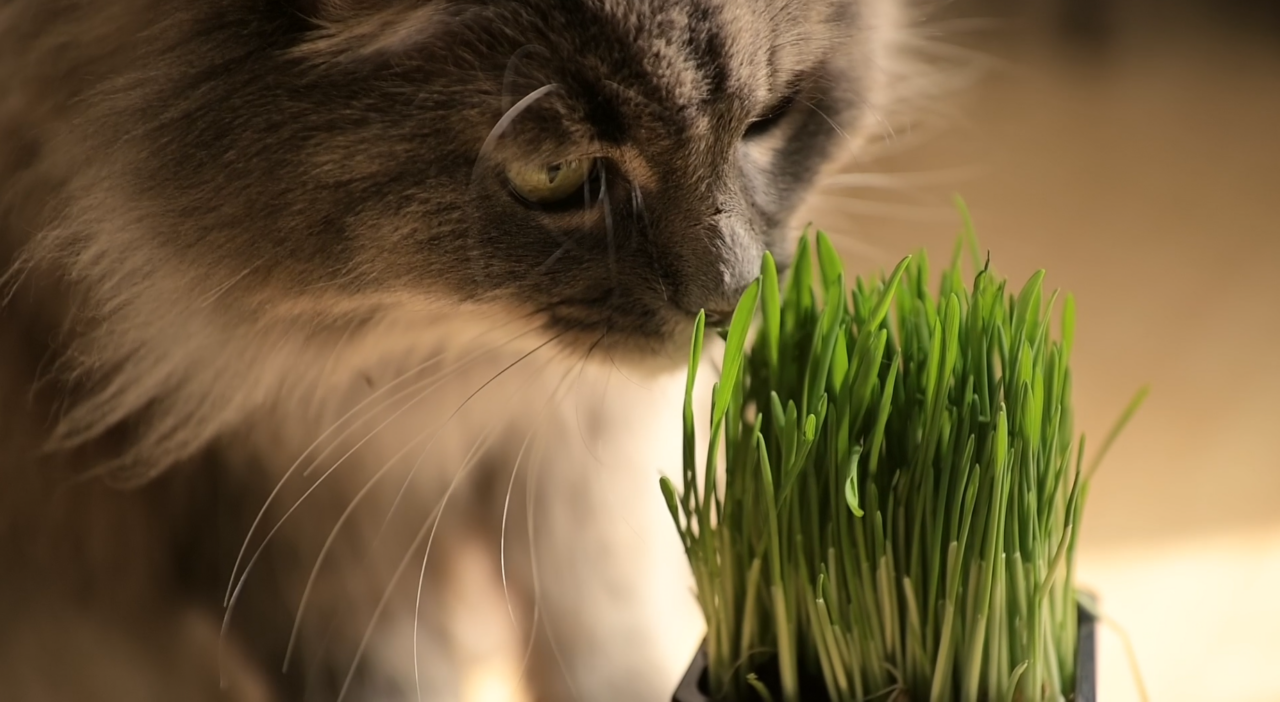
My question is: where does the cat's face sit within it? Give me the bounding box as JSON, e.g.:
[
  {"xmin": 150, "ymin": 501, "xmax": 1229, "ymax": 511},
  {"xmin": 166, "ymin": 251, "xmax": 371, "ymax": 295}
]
[{"xmin": 103, "ymin": 0, "xmax": 895, "ymax": 362}]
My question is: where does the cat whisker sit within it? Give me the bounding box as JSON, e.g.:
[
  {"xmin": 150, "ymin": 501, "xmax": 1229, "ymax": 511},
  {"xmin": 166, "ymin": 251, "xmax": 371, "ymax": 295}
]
[
  {"xmin": 371, "ymin": 326, "xmax": 571, "ymax": 546},
  {"xmin": 334, "ymin": 494, "xmax": 444, "ymax": 702},
  {"xmin": 534, "ymin": 235, "xmax": 580, "ymax": 276},
  {"xmin": 819, "ymin": 194, "xmax": 958, "ymax": 222},
  {"xmin": 332, "ymin": 330, "xmax": 567, "ymax": 702},
  {"xmin": 566, "ymin": 336, "xmax": 648, "ymax": 541},
  {"xmin": 502, "ymin": 45, "xmax": 549, "ymax": 112},
  {"xmin": 289, "ymin": 310, "xmax": 527, "ymax": 481},
  {"xmin": 527, "ymin": 167, "xmax": 597, "ymax": 274},
  {"xmin": 198, "ymin": 262, "xmax": 261, "ymax": 307},
  {"xmin": 817, "ymin": 165, "xmax": 985, "ymax": 191},
  {"xmin": 292, "ymin": 342, "xmax": 506, "ymax": 485},
  {"xmin": 303, "ymin": 613, "xmax": 341, "ymax": 693},
  {"xmin": 500, "ymin": 352, "xmax": 587, "ymax": 632},
  {"xmin": 571, "ymin": 330, "xmax": 610, "ymax": 465},
  {"xmin": 804, "ymin": 97, "xmax": 890, "ymax": 151},
  {"xmin": 628, "ymin": 181, "xmax": 668, "ymax": 305},
  {"xmin": 223, "ymin": 313, "xmax": 538, "ymax": 611},
  {"xmin": 893, "ymin": 30, "xmax": 1006, "ymax": 72},
  {"xmin": 519, "ymin": 343, "xmax": 600, "ymax": 702},
  {"xmin": 514, "ymin": 588, "xmax": 543, "ymax": 691},
  {"xmin": 410, "ymin": 347, "xmax": 576, "ymax": 702},
  {"xmin": 525, "ymin": 157, "xmax": 612, "ymax": 275},
  {"xmin": 285, "ymin": 329, "xmax": 567, "ymax": 672},
  {"xmin": 297, "ymin": 365, "xmax": 455, "ymax": 479},
  {"xmin": 226, "ymin": 352, "xmax": 488, "ymax": 674},
  {"xmin": 535, "ymin": 152, "xmax": 612, "ymax": 272},
  {"xmin": 499, "ymin": 408, "xmax": 549, "ymax": 630},
  {"xmin": 577, "ymin": 354, "xmax": 646, "ymax": 545},
  {"xmin": 470, "ymin": 84, "xmax": 561, "ymax": 190},
  {"xmin": 411, "ymin": 415, "xmax": 505, "ymax": 702},
  {"xmin": 629, "ymin": 181, "xmax": 645, "ymax": 226},
  {"xmin": 600, "ymin": 167, "xmax": 618, "ymax": 285},
  {"xmin": 541, "ymin": 369, "xmax": 598, "ymax": 702},
  {"xmin": 604, "ymin": 349, "xmax": 651, "ymax": 390},
  {"xmin": 515, "ymin": 428, "xmax": 552, "ymax": 692},
  {"xmin": 813, "ymin": 164, "xmax": 979, "ymax": 235},
  {"xmin": 310, "ymin": 316, "xmax": 364, "ymax": 415},
  {"xmin": 223, "ymin": 324, "xmax": 552, "ymax": 680}
]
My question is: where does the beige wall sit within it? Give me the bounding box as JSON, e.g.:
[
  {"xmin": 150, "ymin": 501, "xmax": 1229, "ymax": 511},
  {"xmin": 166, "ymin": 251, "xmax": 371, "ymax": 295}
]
[{"xmin": 801, "ymin": 8, "xmax": 1280, "ymax": 700}]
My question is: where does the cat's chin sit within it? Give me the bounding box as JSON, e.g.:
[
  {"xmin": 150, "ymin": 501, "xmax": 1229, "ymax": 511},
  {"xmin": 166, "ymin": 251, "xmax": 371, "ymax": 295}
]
[{"xmin": 548, "ymin": 312, "xmax": 704, "ymax": 381}]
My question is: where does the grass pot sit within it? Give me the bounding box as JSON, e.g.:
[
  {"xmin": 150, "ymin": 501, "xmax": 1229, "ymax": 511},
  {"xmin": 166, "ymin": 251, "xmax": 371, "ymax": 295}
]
[{"xmin": 673, "ymin": 604, "xmax": 1098, "ymax": 702}]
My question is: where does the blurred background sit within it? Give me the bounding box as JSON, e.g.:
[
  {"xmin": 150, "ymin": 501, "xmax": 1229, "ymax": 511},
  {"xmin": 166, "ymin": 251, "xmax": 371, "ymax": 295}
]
[{"xmin": 804, "ymin": 0, "xmax": 1280, "ymax": 699}]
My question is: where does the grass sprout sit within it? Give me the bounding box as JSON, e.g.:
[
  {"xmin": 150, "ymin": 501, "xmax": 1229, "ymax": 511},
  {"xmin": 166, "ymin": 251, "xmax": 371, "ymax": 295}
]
[{"xmin": 661, "ymin": 205, "xmax": 1144, "ymax": 702}]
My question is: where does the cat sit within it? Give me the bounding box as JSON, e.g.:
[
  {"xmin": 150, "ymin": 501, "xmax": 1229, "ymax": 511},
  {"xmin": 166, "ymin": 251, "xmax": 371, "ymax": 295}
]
[{"xmin": 0, "ymin": 1, "xmax": 915, "ymax": 700}]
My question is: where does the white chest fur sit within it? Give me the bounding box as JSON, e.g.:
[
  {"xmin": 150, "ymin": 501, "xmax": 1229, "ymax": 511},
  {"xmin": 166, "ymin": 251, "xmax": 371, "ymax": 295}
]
[{"xmin": 241, "ymin": 322, "xmax": 716, "ymax": 702}]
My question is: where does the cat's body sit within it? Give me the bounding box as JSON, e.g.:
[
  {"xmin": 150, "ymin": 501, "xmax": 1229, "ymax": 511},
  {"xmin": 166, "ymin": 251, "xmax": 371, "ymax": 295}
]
[{"xmin": 0, "ymin": 1, "xmax": 912, "ymax": 699}]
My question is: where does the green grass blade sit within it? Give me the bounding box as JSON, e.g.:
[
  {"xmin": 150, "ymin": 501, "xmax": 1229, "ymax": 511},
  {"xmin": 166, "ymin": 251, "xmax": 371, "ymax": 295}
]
[{"xmin": 1086, "ymin": 385, "xmax": 1150, "ymax": 480}]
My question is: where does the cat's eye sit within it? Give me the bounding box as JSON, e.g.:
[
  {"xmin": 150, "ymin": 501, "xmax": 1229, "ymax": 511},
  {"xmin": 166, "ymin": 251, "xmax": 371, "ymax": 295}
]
[
  {"xmin": 506, "ymin": 158, "xmax": 596, "ymax": 205},
  {"xmin": 744, "ymin": 90, "xmax": 800, "ymax": 139}
]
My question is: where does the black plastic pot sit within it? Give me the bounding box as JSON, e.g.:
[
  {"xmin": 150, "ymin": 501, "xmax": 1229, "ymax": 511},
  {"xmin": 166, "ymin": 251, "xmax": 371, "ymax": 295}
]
[{"xmin": 674, "ymin": 604, "xmax": 1097, "ymax": 701}]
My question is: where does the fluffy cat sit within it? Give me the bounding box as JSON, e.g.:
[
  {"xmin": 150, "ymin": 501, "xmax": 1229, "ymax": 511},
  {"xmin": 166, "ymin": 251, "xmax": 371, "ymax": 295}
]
[{"xmin": 0, "ymin": 1, "xmax": 915, "ymax": 700}]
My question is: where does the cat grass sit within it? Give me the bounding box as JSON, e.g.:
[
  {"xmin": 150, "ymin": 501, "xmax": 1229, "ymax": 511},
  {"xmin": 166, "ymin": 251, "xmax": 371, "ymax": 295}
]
[{"xmin": 660, "ymin": 205, "xmax": 1145, "ymax": 702}]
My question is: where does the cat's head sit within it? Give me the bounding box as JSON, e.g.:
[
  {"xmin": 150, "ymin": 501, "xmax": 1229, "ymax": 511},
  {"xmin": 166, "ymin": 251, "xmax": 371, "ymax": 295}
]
[
  {"xmin": 31, "ymin": 0, "xmax": 909, "ymax": 480},
  {"xmin": 87, "ymin": 0, "xmax": 902, "ymax": 349}
]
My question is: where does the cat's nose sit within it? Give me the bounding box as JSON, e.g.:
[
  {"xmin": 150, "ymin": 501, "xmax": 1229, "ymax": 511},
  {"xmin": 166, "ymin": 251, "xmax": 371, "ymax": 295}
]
[
  {"xmin": 675, "ymin": 203, "xmax": 764, "ymax": 327},
  {"xmin": 692, "ymin": 252, "xmax": 760, "ymax": 328},
  {"xmin": 701, "ymin": 279, "xmax": 754, "ymax": 328},
  {"xmin": 677, "ymin": 276, "xmax": 753, "ymax": 328}
]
